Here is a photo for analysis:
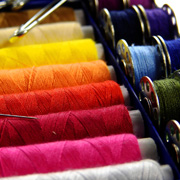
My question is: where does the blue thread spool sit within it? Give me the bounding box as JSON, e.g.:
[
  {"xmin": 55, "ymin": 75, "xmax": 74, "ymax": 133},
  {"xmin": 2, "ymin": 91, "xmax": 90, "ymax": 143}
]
[
  {"xmin": 99, "ymin": 6, "xmax": 145, "ymax": 48},
  {"xmin": 138, "ymin": 4, "xmax": 179, "ymax": 44},
  {"xmin": 156, "ymin": 36, "xmax": 180, "ymax": 76},
  {"xmin": 117, "ymin": 39, "xmax": 166, "ymax": 92}
]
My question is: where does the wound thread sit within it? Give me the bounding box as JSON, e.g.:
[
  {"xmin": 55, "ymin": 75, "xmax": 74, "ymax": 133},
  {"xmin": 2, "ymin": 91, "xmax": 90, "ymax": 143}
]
[
  {"xmin": 129, "ymin": 0, "xmax": 154, "ymax": 9},
  {"xmin": 0, "ymin": 104, "xmax": 133, "ymax": 147},
  {"xmin": 154, "ymin": 76, "xmax": 180, "ymax": 124},
  {"xmin": 146, "ymin": 8, "xmax": 174, "ymax": 40},
  {"xmin": 0, "ymin": 39, "xmax": 98, "ymax": 69},
  {"xmin": 0, "ymin": 22, "xmax": 84, "ymax": 48},
  {"xmin": 0, "ymin": 81, "xmax": 124, "ymax": 116},
  {"xmin": 0, "ymin": 60, "xmax": 110, "ymax": 95},
  {"xmin": 1, "ymin": 160, "xmax": 173, "ymax": 180},
  {"xmin": 165, "ymin": 38, "xmax": 180, "ymax": 72},
  {"xmin": 130, "ymin": 45, "xmax": 163, "ymax": 91},
  {"xmin": 0, "ymin": 7, "xmax": 76, "ymax": 28},
  {"xmin": 110, "ymin": 9, "xmax": 143, "ymax": 45},
  {"xmin": 0, "ymin": 134, "xmax": 142, "ymax": 178}
]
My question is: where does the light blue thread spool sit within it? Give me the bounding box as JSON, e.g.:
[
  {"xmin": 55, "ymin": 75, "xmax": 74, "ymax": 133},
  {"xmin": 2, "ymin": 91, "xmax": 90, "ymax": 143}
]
[{"xmin": 130, "ymin": 45, "xmax": 163, "ymax": 92}]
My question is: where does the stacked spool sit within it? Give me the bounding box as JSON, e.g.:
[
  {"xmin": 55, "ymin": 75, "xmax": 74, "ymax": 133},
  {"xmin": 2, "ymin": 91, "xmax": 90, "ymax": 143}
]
[
  {"xmin": 98, "ymin": 2, "xmax": 179, "ymax": 48},
  {"xmin": 96, "ymin": 0, "xmax": 180, "ymax": 175},
  {"xmin": 0, "ymin": 1, "xmax": 175, "ymax": 180},
  {"xmin": 103, "ymin": 1, "xmax": 180, "ymax": 169}
]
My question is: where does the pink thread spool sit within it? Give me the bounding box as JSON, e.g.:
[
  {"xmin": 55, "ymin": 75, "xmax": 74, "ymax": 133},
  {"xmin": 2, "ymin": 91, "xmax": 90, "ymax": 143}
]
[{"xmin": 0, "ymin": 134, "xmax": 142, "ymax": 178}]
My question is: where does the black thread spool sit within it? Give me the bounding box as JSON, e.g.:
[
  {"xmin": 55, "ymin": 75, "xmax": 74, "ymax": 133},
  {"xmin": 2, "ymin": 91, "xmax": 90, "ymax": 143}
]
[
  {"xmin": 166, "ymin": 120, "xmax": 180, "ymax": 168},
  {"xmin": 99, "ymin": 5, "xmax": 145, "ymax": 49},
  {"xmin": 116, "ymin": 38, "xmax": 167, "ymax": 93},
  {"xmin": 137, "ymin": 4, "xmax": 179, "ymax": 44}
]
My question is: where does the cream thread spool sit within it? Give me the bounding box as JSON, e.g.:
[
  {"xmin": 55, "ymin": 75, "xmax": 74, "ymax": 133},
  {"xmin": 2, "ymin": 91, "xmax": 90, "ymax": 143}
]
[{"xmin": 0, "ymin": 23, "xmax": 95, "ymax": 48}]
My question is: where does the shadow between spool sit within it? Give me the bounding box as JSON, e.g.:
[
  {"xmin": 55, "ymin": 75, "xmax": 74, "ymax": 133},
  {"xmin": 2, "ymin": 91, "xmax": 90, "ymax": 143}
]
[
  {"xmin": 132, "ymin": 5, "xmax": 146, "ymax": 45},
  {"xmin": 137, "ymin": 4, "xmax": 151, "ymax": 44},
  {"xmin": 151, "ymin": 35, "xmax": 168, "ymax": 78},
  {"xmin": 157, "ymin": 35, "xmax": 172, "ymax": 76}
]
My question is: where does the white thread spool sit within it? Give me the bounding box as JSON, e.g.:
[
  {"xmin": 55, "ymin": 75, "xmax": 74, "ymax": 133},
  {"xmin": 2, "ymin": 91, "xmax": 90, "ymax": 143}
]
[{"xmin": 1, "ymin": 159, "xmax": 173, "ymax": 180}]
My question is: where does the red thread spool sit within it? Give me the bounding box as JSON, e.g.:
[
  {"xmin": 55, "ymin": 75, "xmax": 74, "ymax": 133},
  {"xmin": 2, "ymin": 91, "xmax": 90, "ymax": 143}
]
[
  {"xmin": 0, "ymin": 81, "xmax": 124, "ymax": 116},
  {"xmin": 0, "ymin": 134, "xmax": 142, "ymax": 177},
  {"xmin": 0, "ymin": 104, "xmax": 133, "ymax": 147}
]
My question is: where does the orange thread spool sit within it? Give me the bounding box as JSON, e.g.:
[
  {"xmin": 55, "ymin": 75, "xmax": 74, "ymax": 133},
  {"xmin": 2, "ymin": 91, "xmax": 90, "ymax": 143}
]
[{"xmin": 0, "ymin": 60, "xmax": 110, "ymax": 95}]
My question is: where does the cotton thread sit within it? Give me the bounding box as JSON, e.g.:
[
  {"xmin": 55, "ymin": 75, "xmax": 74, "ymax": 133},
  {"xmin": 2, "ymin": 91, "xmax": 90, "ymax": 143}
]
[
  {"xmin": 154, "ymin": 77, "xmax": 180, "ymax": 124},
  {"xmin": 129, "ymin": 0, "xmax": 154, "ymax": 9},
  {"xmin": 0, "ymin": 134, "xmax": 142, "ymax": 177},
  {"xmin": 0, "ymin": 39, "xmax": 98, "ymax": 69},
  {"xmin": 98, "ymin": 0, "xmax": 124, "ymax": 11},
  {"xmin": 1, "ymin": 160, "xmax": 173, "ymax": 180},
  {"xmin": 0, "ymin": 81, "xmax": 124, "ymax": 116},
  {"xmin": 0, "ymin": 22, "xmax": 84, "ymax": 48},
  {"xmin": 165, "ymin": 38, "xmax": 180, "ymax": 72},
  {"xmin": 0, "ymin": 104, "xmax": 133, "ymax": 147},
  {"xmin": 0, "ymin": 7, "xmax": 76, "ymax": 28},
  {"xmin": 0, "ymin": 60, "xmax": 110, "ymax": 95},
  {"xmin": 146, "ymin": 8, "xmax": 174, "ymax": 40},
  {"xmin": 130, "ymin": 45, "xmax": 163, "ymax": 91},
  {"xmin": 110, "ymin": 9, "xmax": 143, "ymax": 45}
]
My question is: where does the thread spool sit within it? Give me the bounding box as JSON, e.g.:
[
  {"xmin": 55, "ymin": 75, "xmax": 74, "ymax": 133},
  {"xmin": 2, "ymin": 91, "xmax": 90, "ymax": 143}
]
[
  {"xmin": 0, "ymin": 134, "xmax": 159, "ymax": 178},
  {"xmin": 139, "ymin": 73, "xmax": 180, "ymax": 127},
  {"xmin": 117, "ymin": 39, "xmax": 166, "ymax": 92},
  {"xmin": 0, "ymin": 39, "xmax": 102, "ymax": 70},
  {"xmin": 128, "ymin": 0, "xmax": 155, "ymax": 9},
  {"xmin": 0, "ymin": 23, "xmax": 95, "ymax": 48},
  {"xmin": 156, "ymin": 36, "xmax": 180, "ymax": 75},
  {"xmin": 0, "ymin": 81, "xmax": 127, "ymax": 116},
  {"xmin": 0, "ymin": 160, "xmax": 173, "ymax": 180},
  {"xmin": 88, "ymin": 0, "xmax": 127, "ymax": 18},
  {"xmin": 138, "ymin": 5, "xmax": 179, "ymax": 43},
  {"xmin": 88, "ymin": 0, "xmax": 155, "ymax": 18},
  {"xmin": 166, "ymin": 120, "xmax": 180, "ymax": 166},
  {"xmin": 99, "ymin": 6, "xmax": 145, "ymax": 48},
  {"xmin": 0, "ymin": 60, "xmax": 113, "ymax": 95},
  {"xmin": 0, "ymin": 8, "xmax": 86, "ymax": 27},
  {"xmin": 0, "ymin": 105, "xmax": 145, "ymax": 147}
]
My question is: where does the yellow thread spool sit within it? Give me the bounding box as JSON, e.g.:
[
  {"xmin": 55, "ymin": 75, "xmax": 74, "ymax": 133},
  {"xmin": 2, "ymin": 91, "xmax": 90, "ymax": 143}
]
[
  {"xmin": 0, "ymin": 22, "xmax": 84, "ymax": 48},
  {"xmin": 0, "ymin": 39, "xmax": 98, "ymax": 69}
]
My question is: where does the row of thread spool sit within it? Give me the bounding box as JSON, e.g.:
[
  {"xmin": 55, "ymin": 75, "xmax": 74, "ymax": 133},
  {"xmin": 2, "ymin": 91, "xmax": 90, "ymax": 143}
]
[
  {"xmin": 0, "ymin": 0, "xmax": 175, "ymax": 179},
  {"xmin": 87, "ymin": 0, "xmax": 180, "ymax": 175}
]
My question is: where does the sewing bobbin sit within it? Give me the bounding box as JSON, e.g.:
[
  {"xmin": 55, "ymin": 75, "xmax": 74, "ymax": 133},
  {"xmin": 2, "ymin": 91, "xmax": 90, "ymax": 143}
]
[
  {"xmin": 116, "ymin": 38, "xmax": 167, "ymax": 91},
  {"xmin": 99, "ymin": 5, "xmax": 145, "ymax": 49},
  {"xmin": 137, "ymin": 4, "xmax": 179, "ymax": 43},
  {"xmin": 166, "ymin": 120, "xmax": 180, "ymax": 167}
]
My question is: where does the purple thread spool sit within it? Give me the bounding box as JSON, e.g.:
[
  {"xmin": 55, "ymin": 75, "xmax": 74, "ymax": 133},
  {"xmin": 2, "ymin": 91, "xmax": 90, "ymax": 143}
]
[
  {"xmin": 129, "ymin": 0, "xmax": 154, "ymax": 9},
  {"xmin": 146, "ymin": 8, "xmax": 174, "ymax": 40}
]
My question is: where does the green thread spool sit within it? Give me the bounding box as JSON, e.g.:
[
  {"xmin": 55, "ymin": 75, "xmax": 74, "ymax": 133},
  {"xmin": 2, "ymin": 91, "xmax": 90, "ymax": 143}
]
[
  {"xmin": 140, "ymin": 71, "xmax": 180, "ymax": 127},
  {"xmin": 154, "ymin": 78, "xmax": 180, "ymax": 123}
]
